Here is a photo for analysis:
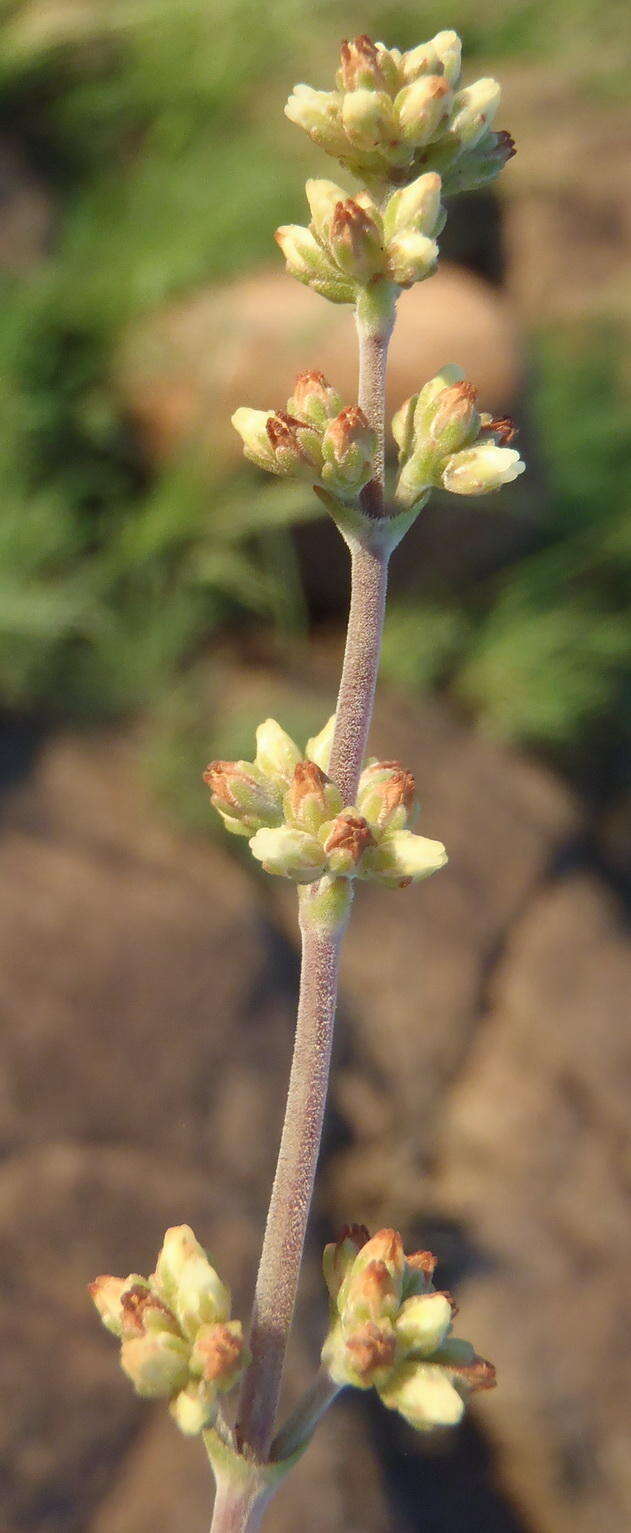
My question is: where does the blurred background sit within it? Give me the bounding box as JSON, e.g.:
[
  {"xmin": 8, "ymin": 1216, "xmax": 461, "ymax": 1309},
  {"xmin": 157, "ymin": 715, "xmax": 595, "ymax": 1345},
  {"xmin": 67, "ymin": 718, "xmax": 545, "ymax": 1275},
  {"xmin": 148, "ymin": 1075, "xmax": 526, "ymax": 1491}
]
[{"xmin": 0, "ymin": 1, "xmax": 630, "ymax": 1530}]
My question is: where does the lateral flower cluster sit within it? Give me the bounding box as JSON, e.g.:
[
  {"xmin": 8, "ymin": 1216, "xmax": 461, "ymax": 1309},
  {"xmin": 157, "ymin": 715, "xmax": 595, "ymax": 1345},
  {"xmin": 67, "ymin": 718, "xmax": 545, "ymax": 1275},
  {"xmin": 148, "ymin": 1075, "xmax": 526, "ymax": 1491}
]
[
  {"xmin": 321, "ymin": 1226, "xmax": 496, "ymax": 1430},
  {"xmin": 276, "ymin": 172, "xmax": 445, "ymax": 302},
  {"xmin": 89, "ymin": 1226, "xmax": 247, "ymax": 1436},
  {"xmin": 232, "ymin": 370, "xmax": 376, "ymax": 501},
  {"xmin": 394, "ymin": 365, "xmax": 526, "ymax": 509},
  {"xmin": 204, "ymin": 717, "xmax": 447, "ymax": 889},
  {"xmin": 286, "ymin": 31, "xmax": 515, "ymax": 193}
]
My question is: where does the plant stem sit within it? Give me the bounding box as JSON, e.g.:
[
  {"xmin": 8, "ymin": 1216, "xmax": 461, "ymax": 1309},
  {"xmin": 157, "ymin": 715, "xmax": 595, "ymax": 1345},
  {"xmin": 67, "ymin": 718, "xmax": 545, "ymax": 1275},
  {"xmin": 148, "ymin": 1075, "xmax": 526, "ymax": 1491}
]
[
  {"xmin": 236, "ymin": 905, "xmax": 346, "ymax": 1461},
  {"xmin": 210, "ymin": 1471, "xmax": 270, "ymax": 1533},
  {"xmin": 234, "ymin": 288, "xmax": 395, "ymax": 1494},
  {"xmin": 271, "ymin": 1368, "xmax": 342, "ymax": 1463}
]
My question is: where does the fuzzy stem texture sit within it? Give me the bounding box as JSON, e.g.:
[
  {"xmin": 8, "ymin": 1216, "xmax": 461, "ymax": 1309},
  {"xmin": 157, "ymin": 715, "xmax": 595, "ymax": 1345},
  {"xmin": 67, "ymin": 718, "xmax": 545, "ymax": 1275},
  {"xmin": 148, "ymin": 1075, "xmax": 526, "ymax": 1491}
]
[
  {"xmin": 236, "ymin": 908, "xmax": 346, "ymax": 1461},
  {"xmin": 210, "ymin": 1471, "xmax": 270, "ymax": 1533}
]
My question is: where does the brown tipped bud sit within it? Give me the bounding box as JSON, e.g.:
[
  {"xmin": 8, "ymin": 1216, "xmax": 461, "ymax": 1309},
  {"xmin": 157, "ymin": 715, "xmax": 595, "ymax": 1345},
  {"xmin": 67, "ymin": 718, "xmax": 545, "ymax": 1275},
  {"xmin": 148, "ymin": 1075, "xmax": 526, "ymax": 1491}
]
[
  {"xmin": 354, "ymin": 1258, "xmax": 399, "ymax": 1319},
  {"xmin": 203, "ymin": 759, "xmax": 281, "ymax": 836},
  {"xmin": 345, "ymin": 1320, "xmax": 396, "ymax": 1380},
  {"xmin": 120, "ymin": 1283, "xmax": 177, "ymax": 1338},
  {"xmin": 328, "ymin": 198, "xmax": 383, "ymax": 280},
  {"xmin": 428, "ymin": 380, "xmax": 480, "ymax": 454},
  {"xmin": 361, "ymin": 1228, "xmax": 405, "ymax": 1275},
  {"xmin": 265, "ymin": 410, "xmax": 324, "ymax": 479},
  {"xmin": 323, "ymin": 1223, "xmax": 370, "ymax": 1303},
  {"xmin": 358, "ymin": 760, "xmax": 417, "ymax": 829},
  {"xmin": 321, "ymin": 407, "xmax": 377, "ymax": 496},
  {"xmin": 407, "ymin": 1249, "xmax": 438, "ymax": 1277},
  {"xmin": 285, "ymin": 759, "xmax": 342, "ymax": 834},
  {"xmin": 323, "ymin": 809, "xmax": 374, "ymax": 874},
  {"xmin": 497, "ymin": 128, "xmax": 516, "ymax": 161},
  {"xmin": 191, "ymin": 1321, "xmax": 244, "ymax": 1386},
  {"xmin": 338, "ymin": 34, "xmax": 385, "ymax": 91},
  {"xmin": 447, "ymin": 1354, "xmax": 497, "ymax": 1392},
  {"xmin": 488, "ymin": 415, "xmax": 518, "ymax": 445},
  {"xmin": 287, "ymin": 370, "xmax": 342, "ymax": 426}
]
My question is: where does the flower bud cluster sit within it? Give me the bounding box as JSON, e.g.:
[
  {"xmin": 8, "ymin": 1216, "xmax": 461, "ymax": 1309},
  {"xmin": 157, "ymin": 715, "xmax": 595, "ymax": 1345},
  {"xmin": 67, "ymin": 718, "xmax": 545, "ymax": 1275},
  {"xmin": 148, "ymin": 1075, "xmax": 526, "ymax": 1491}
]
[
  {"xmin": 393, "ymin": 365, "xmax": 525, "ymax": 510},
  {"xmin": 232, "ymin": 371, "xmax": 377, "ymax": 502},
  {"xmin": 285, "ymin": 31, "xmax": 515, "ymax": 194},
  {"xmin": 276, "ymin": 172, "xmax": 444, "ymax": 299},
  {"xmin": 321, "ymin": 1226, "xmax": 495, "ymax": 1431},
  {"xmin": 205, "ymin": 718, "xmax": 447, "ymax": 891},
  {"xmin": 89, "ymin": 1225, "xmax": 247, "ymax": 1436}
]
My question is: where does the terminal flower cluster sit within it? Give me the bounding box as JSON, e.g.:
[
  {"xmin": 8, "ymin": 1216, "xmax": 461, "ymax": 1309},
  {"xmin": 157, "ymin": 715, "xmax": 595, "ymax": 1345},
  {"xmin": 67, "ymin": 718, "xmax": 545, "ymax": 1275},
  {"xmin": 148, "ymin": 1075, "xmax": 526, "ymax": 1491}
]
[
  {"xmin": 394, "ymin": 365, "xmax": 526, "ymax": 509},
  {"xmin": 276, "ymin": 171, "xmax": 445, "ymax": 302},
  {"xmin": 232, "ymin": 371, "xmax": 376, "ymax": 501},
  {"xmin": 204, "ymin": 717, "xmax": 447, "ymax": 889},
  {"xmin": 321, "ymin": 1226, "xmax": 495, "ymax": 1430},
  {"xmin": 90, "ymin": 1226, "xmax": 247, "ymax": 1436},
  {"xmin": 285, "ymin": 31, "xmax": 515, "ymax": 193}
]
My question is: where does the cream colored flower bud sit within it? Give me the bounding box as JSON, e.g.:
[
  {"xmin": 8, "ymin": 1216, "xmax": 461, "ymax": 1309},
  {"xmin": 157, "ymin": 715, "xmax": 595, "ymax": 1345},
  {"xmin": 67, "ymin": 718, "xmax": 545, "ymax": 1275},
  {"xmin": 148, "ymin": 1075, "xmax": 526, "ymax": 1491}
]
[
  {"xmin": 285, "ymin": 760, "xmax": 342, "ymax": 835},
  {"xmin": 395, "ymin": 76, "xmax": 451, "ymax": 146},
  {"xmin": 380, "ymin": 1360, "xmax": 465, "ymax": 1430},
  {"xmin": 386, "ymin": 231, "xmax": 438, "ymax": 287},
  {"xmin": 305, "ymin": 178, "xmax": 349, "ymax": 243},
  {"xmin": 395, "ymin": 1292, "xmax": 454, "ymax": 1356},
  {"xmin": 364, "ymin": 829, "xmax": 448, "ymax": 888},
  {"xmin": 431, "ymin": 30, "xmax": 462, "ymax": 86},
  {"xmin": 255, "ymin": 718, "xmax": 301, "ymax": 785},
  {"xmin": 441, "ymin": 442, "xmax": 525, "ymax": 495},
  {"xmin": 286, "ymin": 370, "xmax": 343, "ymax": 427},
  {"xmin": 338, "ymin": 1228, "xmax": 405, "ymax": 1313},
  {"xmin": 169, "ymin": 1379, "xmax": 217, "ymax": 1435},
  {"xmin": 89, "ymin": 1275, "xmax": 131, "ymax": 1337},
  {"xmin": 383, "ymin": 172, "xmax": 443, "ymax": 240},
  {"xmin": 249, "ymin": 825, "xmax": 327, "ymax": 882},
  {"xmin": 203, "ymin": 759, "xmax": 282, "ymax": 837},
  {"xmin": 120, "ymin": 1331, "xmax": 189, "ymax": 1399},
  {"xmin": 323, "ymin": 1224, "xmax": 369, "ymax": 1303},
  {"xmin": 306, "ymin": 714, "xmax": 336, "ymax": 772},
  {"xmin": 450, "ymin": 78, "xmax": 501, "ymax": 151},
  {"xmin": 231, "ymin": 408, "xmax": 276, "ymax": 473},
  {"xmin": 322, "ymin": 810, "xmax": 374, "ymax": 876},
  {"xmin": 284, "ymin": 85, "xmax": 347, "ymax": 156},
  {"xmin": 153, "ymin": 1225, "xmax": 231, "ymax": 1336},
  {"xmin": 357, "ymin": 760, "xmax": 417, "ymax": 831},
  {"xmin": 328, "ymin": 198, "xmax": 384, "ymax": 281},
  {"xmin": 190, "ymin": 1320, "xmax": 246, "ymax": 1392},
  {"xmin": 275, "ymin": 224, "xmax": 355, "ymax": 304},
  {"xmin": 321, "ymin": 406, "xmax": 377, "ymax": 495},
  {"xmin": 341, "ymin": 87, "xmax": 396, "ymax": 150}
]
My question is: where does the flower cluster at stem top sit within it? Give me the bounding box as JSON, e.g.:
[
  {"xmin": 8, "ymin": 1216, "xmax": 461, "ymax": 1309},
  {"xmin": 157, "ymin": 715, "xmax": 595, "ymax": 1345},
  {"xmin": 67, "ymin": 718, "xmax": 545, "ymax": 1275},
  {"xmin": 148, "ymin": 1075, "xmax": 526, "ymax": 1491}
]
[
  {"xmin": 89, "ymin": 1226, "xmax": 247, "ymax": 1436},
  {"xmin": 204, "ymin": 715, "xmax": 447, "ymax": 890},
  {"xmin": 285, "ymin": 30, "xmax": 515, "ymax": 193},
  {"xmin": 321, "ymin": 1225, "xmax": 495, "ymax": 1430}
]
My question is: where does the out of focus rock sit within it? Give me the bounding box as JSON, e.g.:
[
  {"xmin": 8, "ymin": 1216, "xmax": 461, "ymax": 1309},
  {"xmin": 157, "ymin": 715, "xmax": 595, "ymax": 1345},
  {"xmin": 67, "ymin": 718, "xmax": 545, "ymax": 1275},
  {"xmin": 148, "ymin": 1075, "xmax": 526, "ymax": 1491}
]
[
  {"xmin": 118, "ymin": 263, "xmax": 522, "ymax": 470},
  {"xmin": 435, "ymin": 875, "xmax": 631, "ymax": 1533}
]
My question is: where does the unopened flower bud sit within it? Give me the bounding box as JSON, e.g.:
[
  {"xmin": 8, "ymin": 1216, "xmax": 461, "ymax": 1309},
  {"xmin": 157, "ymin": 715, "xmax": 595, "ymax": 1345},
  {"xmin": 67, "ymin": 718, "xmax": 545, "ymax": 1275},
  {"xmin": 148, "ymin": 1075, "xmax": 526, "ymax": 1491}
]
[
  {"xmin": 323, "ymin": 1224, "xmax": 369, "ymax": 1303},
  {"xmin": 428, "ymin": 381, "xmax": 481, "ymax": 454},
  {"xmin": 265, "ymin": 410, "xmax": 323, "ymax": 479},
  {"xmin": 285, "ymin": 760, "xmax": 342, "ymax": 834},
  {"xmin": 395, "ymin": 76, "xmax": 452, "ymax": 146},
  {"xmin": 305, "ymin": 178, "xmax": 349, "ymax": 243},
  {"xmin": 169, "ymin": 1380, "xmax": 216, "ymax": 1436},
  {"xmin": 306, "ymin": 713, "xmax": 336, "ymax": 772},
  {"xmin": 120, "ymin": 1330, "xmax": 189, "ymax": 1399},
  {"xmin": 249, "ymin": 824, "xmax": 327, "ymax": 883},
  {"xmin": 322, "ymin": 810, "xmax": 374, "ymax": 875},
  {"xmin": 383, "ymin": 172, "xmax": 443, "ymax": 240},
  {"xmin": 286, "ymin": 369, "xmax": 342, "ymax": 426},
  {"xmin": 203, "ymin": 759, "xmax": 282, "ymax": 837},
  {"xmin": 357, "ymin": 760, "xmax": 417, "ymax": 830},
  {"xmin": 284, "ymin": 85, "xmax": 347, "ymax": 157},
  {"xmin": 255, "ymin": 719, "xmax": 301, "ymax": 785},
  {"xmin": 449, "ymin": 78, "xmax": 501, "ymax": 151},
  {"xmin": 387, "ymin": 231, "xmax": 438, "ymax": 287},
  {"xmin": 363, "ymin": 829, "xmax": 448, "ymax": 888},
  {"xmin": 321, "ymin": 407, "xmax": 377, "ymax": 496},
  {"xmin": 275, "ymin": 225, "xmax": 355, "ymax": 304},
  {"xmin": 231, "ymin": 408, "xmax": 277, "ymax": 473},
  {"xmin": 329, "ymin": 198, "xmax": 384, "ymax": 281},
  {"xmin": 380, "ymin": 1358, "xmax": 466, "ymax": 1429},
  {"xmin": 153, "ymin": 1225, "xmax": 231, "ymax": 1337},
  {"xmin": 441, "ymin": 442, "xmax": 525, "ymax": 495},
  {"xmin": 344, "ymin": 1320, "xmax": 397, "ymax": 1383},
  {"xmin": 190, "ymin": 1321, "xmax": 246, "ymax": 1391},
  {"xmin": 120, "ymin": 1282, "xmax": 179, "ymax": 1338},
  {"xmin": 341, "ymin": 87, "xmax": 396, "ymax": 150},
  {"xmin": 337, "ymin": 34, "xmax": 397, "ymax": 92},
  {"xmin": 395, "ymin": 1292, "xmax": 454, "ymax": 1356},
  {"xmin": 442, "ymin": 128, "xmax": 516, "ymax": 195},
  {"xmin": 89, "ymin": 1275, "xmax": 131, "ymax": 1337},
  {"xmin": 345, "ymin": 1258, "xmax": 401, "ymax": 1323}
]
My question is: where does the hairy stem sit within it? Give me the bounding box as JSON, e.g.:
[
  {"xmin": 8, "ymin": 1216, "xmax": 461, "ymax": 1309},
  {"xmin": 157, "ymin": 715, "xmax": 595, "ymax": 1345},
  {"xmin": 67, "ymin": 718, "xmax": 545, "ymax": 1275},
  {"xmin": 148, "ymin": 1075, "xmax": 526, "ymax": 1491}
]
[
  {"xmin": 234, "ymin": 288, "xmax": 395, "ymax": 1496},
  {"xmin": 271, "ymin": 1368, "xmax": 342, "ymax": 1463},
  {"xmin": 210, "ymin": 1472, "xmax": 270, "ymax": 1533},
  {"xmin": 236, "ymin": 905, "xmax": 346, "ymax": 1461}
]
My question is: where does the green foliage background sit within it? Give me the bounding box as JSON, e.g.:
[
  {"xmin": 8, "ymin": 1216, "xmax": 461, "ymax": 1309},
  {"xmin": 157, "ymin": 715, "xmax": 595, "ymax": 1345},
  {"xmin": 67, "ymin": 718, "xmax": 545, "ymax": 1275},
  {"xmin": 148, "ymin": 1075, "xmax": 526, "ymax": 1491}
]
[{"xmin": 0, "ymin": 0, "xmax": 629, "ymax": 806}]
